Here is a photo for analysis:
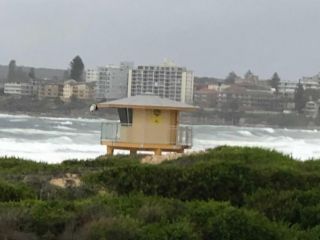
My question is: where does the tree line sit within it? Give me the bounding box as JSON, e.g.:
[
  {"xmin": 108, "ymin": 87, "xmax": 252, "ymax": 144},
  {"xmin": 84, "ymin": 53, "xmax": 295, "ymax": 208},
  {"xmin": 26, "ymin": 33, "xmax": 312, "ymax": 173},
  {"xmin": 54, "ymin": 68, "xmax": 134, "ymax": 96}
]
[{"xmin": 5, "ymin": 55, "xmax": 85, "ymax": 83}]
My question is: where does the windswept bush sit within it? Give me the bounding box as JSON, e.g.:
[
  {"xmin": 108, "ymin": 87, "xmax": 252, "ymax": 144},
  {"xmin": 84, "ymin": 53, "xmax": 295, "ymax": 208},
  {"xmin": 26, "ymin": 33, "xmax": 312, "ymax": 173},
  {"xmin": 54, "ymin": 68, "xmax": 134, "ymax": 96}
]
[
  {"xmin": 1, "ymin": 147, "xmax": 320, "ymax": 239},
  {"xmin": 87, "ymin": 162, "xmax": 258, "ymax": 205},
  {"xmin": 246, "ymin": 188, "xmax": 320, "ymax": 229},
  {"xmin": 187, "ymin": 201, "xmax": 291, "ymax": 240},
  {"xmin": 0, "ymin": 181, "xmax": 35, "ymax": 201},
  {"xmin": 85, "ymin": 216, "xmax": 140, "ymax": 240}
]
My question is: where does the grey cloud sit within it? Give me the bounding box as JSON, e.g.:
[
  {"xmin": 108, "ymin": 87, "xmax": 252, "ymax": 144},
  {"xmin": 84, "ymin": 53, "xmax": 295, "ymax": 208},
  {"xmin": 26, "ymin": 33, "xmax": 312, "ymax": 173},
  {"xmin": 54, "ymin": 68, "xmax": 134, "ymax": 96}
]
[{"xmin": 0, "ymin": 0, "xmax": 319, "ymax": 80}]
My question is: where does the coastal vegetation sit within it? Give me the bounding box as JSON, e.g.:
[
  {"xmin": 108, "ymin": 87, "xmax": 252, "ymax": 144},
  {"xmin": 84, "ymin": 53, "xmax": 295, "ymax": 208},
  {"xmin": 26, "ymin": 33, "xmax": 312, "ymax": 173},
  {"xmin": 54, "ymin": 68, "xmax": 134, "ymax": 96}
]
[{"xmin": 1, "ymin": 146, "xmax": 320, "ymax": 239}]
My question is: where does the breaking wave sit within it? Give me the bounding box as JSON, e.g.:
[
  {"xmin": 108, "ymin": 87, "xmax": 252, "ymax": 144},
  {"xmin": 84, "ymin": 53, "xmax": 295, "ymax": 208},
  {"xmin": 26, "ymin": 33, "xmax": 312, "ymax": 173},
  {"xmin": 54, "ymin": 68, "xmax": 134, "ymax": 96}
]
[{"xmin": 1, "ymin": 114, "xmax": 320, "ymax": 162}]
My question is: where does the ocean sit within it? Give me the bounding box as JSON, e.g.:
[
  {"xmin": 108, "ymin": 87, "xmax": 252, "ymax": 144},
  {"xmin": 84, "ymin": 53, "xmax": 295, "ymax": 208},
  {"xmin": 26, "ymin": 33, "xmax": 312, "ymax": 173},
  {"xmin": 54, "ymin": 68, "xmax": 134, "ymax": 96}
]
[{"xmin": 0, "ymin": 113, "xmax": 319, "ymax": 163}]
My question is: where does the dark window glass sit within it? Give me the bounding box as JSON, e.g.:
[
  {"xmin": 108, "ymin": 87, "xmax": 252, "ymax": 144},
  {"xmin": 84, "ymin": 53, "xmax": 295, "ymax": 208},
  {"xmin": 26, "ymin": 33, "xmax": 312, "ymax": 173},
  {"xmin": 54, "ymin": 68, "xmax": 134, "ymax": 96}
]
[{"xmin": 118, "ymin": 108, "xmax": 133, "ymax": 125}]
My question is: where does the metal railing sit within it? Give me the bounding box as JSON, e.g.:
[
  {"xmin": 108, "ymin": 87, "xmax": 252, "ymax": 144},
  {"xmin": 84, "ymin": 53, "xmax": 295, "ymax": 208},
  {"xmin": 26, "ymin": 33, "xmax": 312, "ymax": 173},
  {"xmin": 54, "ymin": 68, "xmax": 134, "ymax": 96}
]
[{"xmin": 100, "ymin": 122, "xmax": 192, "ymax": 147}]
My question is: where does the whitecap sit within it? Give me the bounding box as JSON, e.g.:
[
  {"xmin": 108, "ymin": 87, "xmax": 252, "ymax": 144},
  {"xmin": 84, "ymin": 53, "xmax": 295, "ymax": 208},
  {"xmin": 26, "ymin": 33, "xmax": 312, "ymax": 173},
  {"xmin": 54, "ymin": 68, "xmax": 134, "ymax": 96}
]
[
  {"xmin": 60, "ymin": 121, "xmax": 73, "ymax": 125},
  {"xmin": 238, "ymin": 130, "xmax": 253, "ymax": 136},
  {"xmin": 0, "ymin": 114, "xmax": 31, "ymax": 119},
  {"xmin": 262, "ymin": 128, "xmax": 275, "ymax": 133},
  {"xmin": 9, "ymin": 119, "xmax": 27, "ymax": 122},
  {"xmin": 54, "ymin": 126, "xmax": 75, "ymax": 131},
  {"xmin": 0, "ymin": 128, "xmax": 92, "ymax": 136}
]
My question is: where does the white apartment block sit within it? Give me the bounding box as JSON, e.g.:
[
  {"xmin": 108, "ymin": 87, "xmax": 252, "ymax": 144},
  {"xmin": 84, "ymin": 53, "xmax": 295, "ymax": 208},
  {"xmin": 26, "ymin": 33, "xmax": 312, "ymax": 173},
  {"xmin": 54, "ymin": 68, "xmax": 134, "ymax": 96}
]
[
  {"xmin": 278, "ymin": 81, "xmax": 297, "ymax": 98},
  {"xmin": 301, "ymin": 73, "xmax": 320, "ymax": 90},
  {"xmin": 127, "ymin": 61, "xmax": 194, "ymax": 104},
  {"xmin": 95, "ymin": 62, "xmax": 133, "ymax": 100},
  {"xmin": 4, "ymin": 82, "xmax": 33, "ymax": 96},
  {"xmin": 86, "ymin": 69, "xmax": 100, "ymax": 82}
]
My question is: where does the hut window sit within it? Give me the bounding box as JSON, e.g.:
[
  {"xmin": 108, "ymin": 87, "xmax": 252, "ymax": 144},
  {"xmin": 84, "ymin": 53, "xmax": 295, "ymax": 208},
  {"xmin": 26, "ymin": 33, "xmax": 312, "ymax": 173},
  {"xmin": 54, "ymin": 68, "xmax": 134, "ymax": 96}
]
[{"xmin": 118, "ymin": 108, "xmax": 133, "ymax": 126}]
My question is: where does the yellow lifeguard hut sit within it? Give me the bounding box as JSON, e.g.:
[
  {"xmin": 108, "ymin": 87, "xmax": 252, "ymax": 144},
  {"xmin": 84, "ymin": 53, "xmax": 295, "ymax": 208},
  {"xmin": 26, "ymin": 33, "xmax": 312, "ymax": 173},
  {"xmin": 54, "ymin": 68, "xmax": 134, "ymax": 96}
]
[{"xmin": 92, "ymin": 95, "xmax": 196, "ymax": 155}]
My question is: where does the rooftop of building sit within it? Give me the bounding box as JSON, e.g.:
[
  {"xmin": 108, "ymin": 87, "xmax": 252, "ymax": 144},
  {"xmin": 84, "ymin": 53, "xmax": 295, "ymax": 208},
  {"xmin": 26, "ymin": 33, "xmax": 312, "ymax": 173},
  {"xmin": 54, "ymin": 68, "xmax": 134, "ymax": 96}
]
[{"xmin": 96, "ymin": 94, "xmax": 197, "ymax": 111}]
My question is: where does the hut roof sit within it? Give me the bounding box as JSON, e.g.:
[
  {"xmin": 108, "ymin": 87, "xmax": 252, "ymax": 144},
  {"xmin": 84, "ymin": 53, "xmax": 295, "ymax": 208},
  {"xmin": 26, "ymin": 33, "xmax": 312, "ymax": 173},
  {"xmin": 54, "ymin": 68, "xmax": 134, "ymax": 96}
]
[{"xmin": 97, "ymin": 95, "xmax": 197, "ymax": 111}]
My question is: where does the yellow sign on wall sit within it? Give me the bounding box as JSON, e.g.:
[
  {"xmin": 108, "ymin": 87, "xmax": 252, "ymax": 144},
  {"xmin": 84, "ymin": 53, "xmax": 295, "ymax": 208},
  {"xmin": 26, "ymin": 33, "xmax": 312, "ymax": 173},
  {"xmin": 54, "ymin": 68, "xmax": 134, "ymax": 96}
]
[{"xmin": 151, "ymin": 109, "xmax": 161, "ymax": 124}]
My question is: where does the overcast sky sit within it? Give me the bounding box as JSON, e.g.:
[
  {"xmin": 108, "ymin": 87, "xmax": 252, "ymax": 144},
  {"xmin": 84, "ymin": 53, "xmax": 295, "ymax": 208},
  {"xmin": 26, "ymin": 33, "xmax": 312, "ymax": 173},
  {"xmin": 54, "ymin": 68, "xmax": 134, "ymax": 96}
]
[{"xmin": 0, "ymin": 0, "xmax": 319, "ymax": 80}]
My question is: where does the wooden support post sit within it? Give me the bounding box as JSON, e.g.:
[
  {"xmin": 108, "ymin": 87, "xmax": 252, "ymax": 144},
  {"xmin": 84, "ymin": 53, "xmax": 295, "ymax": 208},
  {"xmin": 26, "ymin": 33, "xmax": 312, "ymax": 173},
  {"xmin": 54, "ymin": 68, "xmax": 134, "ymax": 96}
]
[
  {"xmin": 154, "ymin": 148, "xmax": 162, "ymax": 156},
  {"xmin": 130, "ymin": 149, "xmax": 137, "ymax": 155},
  {"xmin": 107, "ymin": 146, "xmax": 114, "ymax": 155}
]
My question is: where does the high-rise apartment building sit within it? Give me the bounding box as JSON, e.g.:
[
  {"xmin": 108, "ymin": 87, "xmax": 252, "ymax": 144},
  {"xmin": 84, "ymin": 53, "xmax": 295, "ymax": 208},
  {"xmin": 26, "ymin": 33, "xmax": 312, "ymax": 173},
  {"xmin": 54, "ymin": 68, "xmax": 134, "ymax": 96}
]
[
  {"xmin": 86, "ymin": 69, "xmax": 99, "ymax": 82},
  {"xmin": 127, "ymin": 60, "xmax": 194, "ymax": 103},
  {"xmin": 91, "ymin": 62, "xmax": 133, "ymax": 100}
]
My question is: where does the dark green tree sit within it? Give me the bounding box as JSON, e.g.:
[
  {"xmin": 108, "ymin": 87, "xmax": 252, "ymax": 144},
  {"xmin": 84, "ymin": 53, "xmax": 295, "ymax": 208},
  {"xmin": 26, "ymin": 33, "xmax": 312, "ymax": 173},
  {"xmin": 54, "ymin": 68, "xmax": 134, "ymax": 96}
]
[
  {"xmin": 271, "ymin": 72, "xmax": 280, "ymax": 93},
  {"xmin": 294, "ymin": 81, "xmax": 305, "ymax": 113},
  {"xmin": 70, "ymin": 56, "xmax": 84, "ymax": 82},
  {"xmin": 225, "ymin": 71, "xmax": 238, "ymax": 84},
  {"xmin": 244, "ymin": 70, "xmax": 253, "ymax": 79},
  {"xmin": 15, "ymin": 67, "xmax": 29, "ymax": 82},
  {"xmin": 7, "ymin": 60, "xmax": 16, "ymax": 82},
  {"xmin": 63, "ymin": 70, "xmax": 69, "ymax": 80},
  {"xmin": 28, "ymin": 68, "xmax": 36, "ymax": 79}
]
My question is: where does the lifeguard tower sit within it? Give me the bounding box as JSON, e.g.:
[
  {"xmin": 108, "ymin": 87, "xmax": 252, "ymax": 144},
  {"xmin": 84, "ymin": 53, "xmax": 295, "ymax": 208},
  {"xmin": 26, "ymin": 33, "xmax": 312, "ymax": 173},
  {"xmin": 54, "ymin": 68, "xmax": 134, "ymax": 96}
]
[{"xmin": 92, "ymin": 95, "xmax": 196, "ymax": 155}]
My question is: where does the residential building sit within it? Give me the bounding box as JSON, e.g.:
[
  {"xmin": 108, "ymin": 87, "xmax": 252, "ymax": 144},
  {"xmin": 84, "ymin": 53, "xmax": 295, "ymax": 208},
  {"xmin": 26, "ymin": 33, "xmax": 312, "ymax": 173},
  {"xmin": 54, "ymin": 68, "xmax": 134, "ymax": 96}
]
[
  {"xmin": 62, "ymin": 80, "xmax": 77, "ymax": 100},
  {"xmin": 278, "ymin": 81, "xmax": 297, "ymax": 99},
  {"xmin": 38, "ymin": 82, "xmax": 63, "ymax": 99},
  {"xmin": 94, "ymin": 62, "xmax": 133, "ymax": 100},
  {"xmin": 127, "ymin": 60, "xmax": 194, "ymax": 104},
  {"xmin": 62, "ymin": 80, "xmax": 95, "ymax": 101},
  {"xmin": 235, "ymin": 71, "xmax": 259, "ymax": 85},
  {"xmin": 302, "ymin": 73, "xmax": 320, "ymax": 82},
  {"xmin": 194, "ymin": 88, "xmax": 218, "ymax": 108},
  {"xmin": 304, "ymin": 100, "xmax": 319, "ymax": 118},
  {"xmin": 218, "ymin": 84, "xmax": 281, "ymax": 112},
  {"xmin": 301, "ymin": 74, "xmax": 320, "ymax": 90},
  {"xmin": 95, "ymin": 62, "xmax": 133, "ymax": 100},
  {"xmin": 74, "ymin": 82, "xmax": 95, "ymax": 100},
  {"xmin": 4, "ymin": 82, "xmax": 33, "ymax": 96},
  {"xmin": 86, "ymin": 68, "xmax": 99, "ymax": 83}
]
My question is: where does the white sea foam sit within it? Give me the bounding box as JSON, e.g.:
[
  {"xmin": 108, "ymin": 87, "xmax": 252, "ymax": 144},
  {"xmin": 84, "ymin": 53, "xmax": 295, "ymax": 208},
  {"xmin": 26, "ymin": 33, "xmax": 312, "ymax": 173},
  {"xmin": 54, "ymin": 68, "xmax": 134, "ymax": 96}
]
[
  {"xmin": 9, "ymin": 119, "xmax": 27, "ymax": 122},
  {"xmin": 192, "ymin": 136, "xmax": 320, "ymax": 161},
  {"xmin": 262, "ymin": 128, "xmax": 275, "ymax": 133},
  {"xmin": 53, "ymin": 126, "xmax": 75, "ymax": 131},
  {"xmin": 0, "ymin": 128, "xmax": 92, "ymax": 136},
  {"xmin": 0, "ymin": 113, "xmax": 108, "ymax": 123},
  {"xmin": 0, "ymin": 113, "xmax": 32, "ymax": 119},
  {"xmin": 0, "ymin": 137, "xmax": 105, "ymax": 163},
  {"xmin": 39, "ymin": 116, "xmax": 107, "ymax": 123},
  {"xmin": 238, "ymin": 130, "xmax": 253, "ymax": 136},
  {"xmin": 60, "ymin": 121, "xmax": 73, "ymax": 125},
  {"xmin": 1, "ymin": 114, "xmax": 320, "ymax": 162}
]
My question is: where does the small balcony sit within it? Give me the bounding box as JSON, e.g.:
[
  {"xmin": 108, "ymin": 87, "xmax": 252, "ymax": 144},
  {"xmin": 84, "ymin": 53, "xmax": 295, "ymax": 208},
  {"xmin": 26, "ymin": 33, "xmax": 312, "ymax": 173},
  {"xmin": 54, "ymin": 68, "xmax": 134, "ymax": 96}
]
[{"xmin": 100, "ymin": 122, "xmax": 192, "ymax": 148}]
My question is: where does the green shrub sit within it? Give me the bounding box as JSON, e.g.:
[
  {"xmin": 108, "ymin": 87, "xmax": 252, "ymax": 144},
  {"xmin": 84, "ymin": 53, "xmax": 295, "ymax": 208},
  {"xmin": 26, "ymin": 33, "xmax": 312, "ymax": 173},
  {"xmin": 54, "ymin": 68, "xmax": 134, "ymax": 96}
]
[
  {"xmin": 29, "ymin": 201, "xmax": 74, "ymax": 236},
  {"xmin": 1, "ymin": 147, "xmax": 320, "ymax": 239},
  {"xmin": 0, "ymin": 181, "xmax": 35, "ymax": 201},
  {"xmin": 138, "ymin": 220, "xmax": 199, "ymax": 240},
  {"xmin": 187, "ymin": 201, "xmax": 290, "ymax": 240},
  {"xmin": 85, "ymin": 216, "xmax": 140, "ymax": 240},
  {"xmin": 90, "ymin": 162, "xmax": 257, "ymax": 205},
  {"xmin": 246, "ymin": 189, "xmax": 320, "ymax": 229}
]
